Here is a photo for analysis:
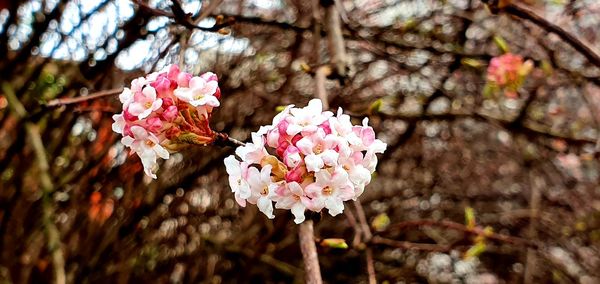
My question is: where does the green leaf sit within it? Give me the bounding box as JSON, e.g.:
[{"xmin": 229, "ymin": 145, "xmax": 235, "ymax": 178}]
[
  {"xmin": 368, "ymin": 99, "xmax": 383, "ymax": 115},
  {"xmin": 493, "ymin": 35, "xmax": 510, "ymax": 53},
  {"xmin": 320, "ymin": 238, "xmax": 349, "ymax": 249},
  {"xmin": 464, "ymin": 242, "xmax": 486, "ymax": 259},
  {"xmin": 465, "ymin": 207, "xmax": 476, "ymax": 230},
  {"xmin": 461, "ymin": 58, "xmax": 484, "ymax": 69},
  {"xmin": 371, "ymin": 213, "xmax": 391, "ymax": 232}
]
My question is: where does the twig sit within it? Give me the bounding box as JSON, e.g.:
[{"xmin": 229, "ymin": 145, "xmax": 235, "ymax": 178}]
[
  {"xmin": 213, "ymin": 132, "xmax": 246, "ymax": 147},
  {"xmin": 344, "ymin": 209, "xmax": 362, "ymax": 247},
  {"xmin": 322, "ymin": 0, "xmax": 348, "ymax": 77},
  {"xmin": 45, "ymin": 88, "xmax": 123, "ymax": 107},
  {"xmin": 315, "ymin": 66, "xmax": 332, "ymax": 109},
  {"xmin": 298, "ymin": 220, "xmax": 323, "ymax": 284},
  {"xmin": 353, "ymin": 201, "xmax": 372, "ymax": 241},
  {"xmin": 131, "ymin": 0, "xmax": 232, "ymax": 32},
  {"xmin": 370, "ymin": 236, "xmax": 451, "ymax": 252},
  {"xmin": 385, "ymin": 219, "xmax": 538, "ymax": 248},
  {"xmin": 365, "ymin": 247, "xmax": 376, "ymax": 284},
  {"xmin": 524, "ymin": 171, "xmax": 543, "ymax": 284}
]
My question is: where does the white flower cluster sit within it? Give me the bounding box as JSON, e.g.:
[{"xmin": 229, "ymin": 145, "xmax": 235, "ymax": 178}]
[{"xmin": 225, "ymin": 99, "xmax": 386, "ymax": 223}]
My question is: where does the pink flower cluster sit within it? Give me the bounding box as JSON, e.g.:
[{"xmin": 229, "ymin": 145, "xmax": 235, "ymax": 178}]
[
  {"xmin": 112, "ymin": 65, "xmax": 221, "ymax": 178},
  {"xmin": 486, "ymin": 53, "xmax": 533, "ymax": 98},
  {"xmin": 225, "ymin": 99, "xmax": 386, "ymax": 224}
]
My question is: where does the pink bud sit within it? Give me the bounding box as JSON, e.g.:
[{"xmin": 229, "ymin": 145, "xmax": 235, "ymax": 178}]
[
  {"xmin": 200, "ymin": 72, "xmax": 218, "ymax": 82},
  {"xmin": 123, "ymin": 109, "xmax": 136, "ymax": 121},
  {"xmin": 162, "ymin": 97, "xmax": 174, "ymax": 107},
  {"xmin": 283, "ymin": 146, "xmax": 301, "ymax": 168},
  {"xmin": 285, "ymin": 165, "xmax": 305, "ymax": 183},
  {"xmin": 167, "ymin": 64, "xmax": 180, "ymax": 81},
  {"xmin": 276, "ymin": 139, "xmax": 290, "ymax": 157},
  {"xmin": 266, "ymin": 129, "xmax": 280, "ymax": 148},
  {"xmin": 213, "ymin": 87, "xmax": 221, "ymax": 100},
  {"xmin": 145, "ymin": 117, "xmax": 163, "ymax": 133},
  {"xmin": 353, "ymin": 126, "xmax": 375, "ymax": 146},
  {"xmin": 177, "ymin": 72, "xmax": 192, "ymax": 87},
  {"xmin": 291, "ymin": 134, "xmax": 302, "ymax": 145},
  {"xmin": 320, "ymin": 120, "xmax": 332, "ymax": 134},
  {"xmin": 162, "ymin": 105, "xmax": 179, "ymax": 122},
  {"xmin": 277, "ymin": 120, "xmax": 289, "ymax": 135},
  {"xmin": 151, "ymin": 75, "xmax": 171, "ymax": 97}
]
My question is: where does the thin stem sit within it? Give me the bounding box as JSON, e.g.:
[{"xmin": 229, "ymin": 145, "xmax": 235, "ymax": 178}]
[
  {"xmin": 45, "ymin": 88, "xmax": 123, "ymax": 107},
  {"xmin": 495, "ymin": 1, "xmax": 600, "ymax": 69},
  {"xmin": 365, "ymin": 248, "xmax": 376, "ymax": 284},
  {"xmin": 298, "ymin": 220, "xmax": 323, "ymax": 284}
]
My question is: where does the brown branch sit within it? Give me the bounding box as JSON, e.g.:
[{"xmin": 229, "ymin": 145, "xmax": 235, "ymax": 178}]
[
  {"xmin": 365, "ymin": 248, "xmax": 376, "ymax": 284},
  {"xmin": 213, "ymin": 132, "xmax": 246, "ymax": 148},
  {"xmin": 45, "ymin": 88, "xmax": 124, "ymax": 108},
  {"xmin": 370, "ymin": 236, "xmax": 451, "ymax": 252},
  {"xmin": 322, "ymin": 0, "xmax": 348, "ymax": 77},
  {"xmin": 377, "ymin": 111, "xmax": 597, "ymax": 147},
  {"xmin": 524, "ymin": 171, "xmax": 543, "ymax": 284},
  {"xmin": 298, "ymin": 220, "xmax": 323, "ymax": 284},
  {"xmin": 385, "ymin": 219, "xmax": 538, "ymax": 248},
  {"xmin": 353, "ymin": 201, "xmax": 372, "ymax": 241},
  {"xmin": 131, "ymin": 0, "xmax": 232, "ymax": 32},
  {"xmin": 315, "ymin": 66, "xmax": 332, "ymax": 109},
  {"xmin": 486, "ymin": 1, "xmax": 600, "ymax": 69}
]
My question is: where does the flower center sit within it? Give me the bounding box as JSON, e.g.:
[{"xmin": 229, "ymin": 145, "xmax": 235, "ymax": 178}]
[
  {"xmin": 144, "ymin": 101, "xmax": 152, "ymax": 109},
  {"xmin": 261, "ymin": 186, "xmax": 269, "ymax": 195},
  {"xmin": 322, "ymin": 186, "xmax": 332, "ymax": 196},
  {"xmin": 314, "ymin": 144, "xmax": 323, "ymax": 154},
  {"xmin": 237, "ymin": 178, "xmax": 242, "ymax": 186},
  {"xmin": 194, "ymin": 94, "xmax": 205, "ymax": 100},
  {"xmin": 145, "ymin": 140, "xmax": 155, "ymax": 147}
]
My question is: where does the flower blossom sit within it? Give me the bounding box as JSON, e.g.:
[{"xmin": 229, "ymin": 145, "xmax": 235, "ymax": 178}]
[
  {"xmin": 112, "ymin": 64, "xmax": 222, "ymax": 179},
  {"xmin": 225, "ymin": 99, "xmax": 386, "ymax": 223},
  {"xmin": 486, "ymin": 53, "xmax": 533, "ymax": 98}
]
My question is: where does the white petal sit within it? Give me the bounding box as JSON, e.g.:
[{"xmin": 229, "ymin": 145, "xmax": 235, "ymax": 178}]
[
  {"xmin": 321, "ymin": 150, "xmax": 339, "ymax": 166},
  {"xmin": 291, "ymin": 203, "xmax": 306, "ymax": 224},
  {"xmin": 224, "ymin": 155, "xmax": 241, "ymax": 176},
  {"xmin": 286, "ymin": 124, "xmax": 302, "ymax": 136},
  {"xmin": 130, "ymin": 126, "xmax": 148, "ymax": 140},
  {"xmin": 153, "ymin": 144, "xmax": 170, "ymax": 160},
  {"xmin": 325, "ymin": 198, "xmax": 344, "ymax": 216},
  {"xmin": 257, "ymin": 197, "xmax": 275, "ymax": 219},
  {"xmin": 295, "ymin": 137, "xmax": 314, "ymax": 155},
  {"xmin": 121, "ymin": 136, "xmax": 134, "ymax": 147},
  {"xmin": 143, "ymin": 86, "xmax": 157, "ymax": 100},
  {"xmin": 304, "ymin": 154, "xmax": 324, "ymax": 172}
]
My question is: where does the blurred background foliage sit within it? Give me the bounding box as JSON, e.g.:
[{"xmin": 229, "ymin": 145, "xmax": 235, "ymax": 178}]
[{"xmin": 0, "ymin": 0, "xmax": 600, "ymax": 283}]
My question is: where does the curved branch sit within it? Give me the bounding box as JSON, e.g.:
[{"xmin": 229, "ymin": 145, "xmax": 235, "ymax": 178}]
[{"xmin": 488, "ymin": 1, "xmax": 600, "ymax": 69}]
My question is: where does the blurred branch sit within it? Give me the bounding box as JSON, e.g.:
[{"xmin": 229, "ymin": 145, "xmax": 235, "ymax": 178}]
[
  {"xmin": 370, "ymin": 236, "xmax": 451, "ymax": 252},
  {"xmin": 484, "ymin": 1, "xmax": 600, "ymax": 69},
  {"xmin": 45, "ymin": 88, "xmax": 123, "ymax": 108},
  {"xmin": 385, "ymin": 219, "xmax": 538, "ymax": 248},
  {"xmin": 524, "ymin": 171, "xmax": 543, "ymax": 284},
  {"xmin": 322, "ymin": 0, "xmax": 348, "ymax": 78},
  {"xmin": 132, "ymin": 0, "xmax": 232, "ymax": 32},
  {"xmin": 2, "ymin": 82, "xmax": 66, "ymax": 284},
  {"xmin": 365, "ymin": 247, "xmax": 376, "ymax": 284},
  {"xmin": 377, "ymin": 111, "xmax": 597, "ymax": 147}
]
